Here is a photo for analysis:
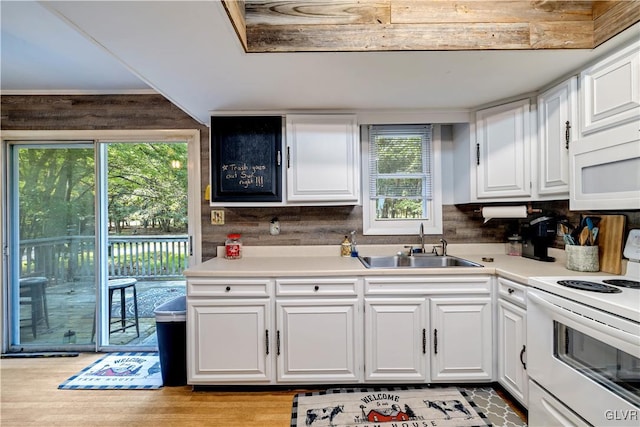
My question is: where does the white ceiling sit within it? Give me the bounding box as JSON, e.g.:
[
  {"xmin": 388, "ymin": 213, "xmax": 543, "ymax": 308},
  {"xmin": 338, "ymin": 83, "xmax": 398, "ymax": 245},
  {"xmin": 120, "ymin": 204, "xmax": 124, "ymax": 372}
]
[{"xmin": 2, "ymin": 1, "xmax": 639, "ymax": 125}]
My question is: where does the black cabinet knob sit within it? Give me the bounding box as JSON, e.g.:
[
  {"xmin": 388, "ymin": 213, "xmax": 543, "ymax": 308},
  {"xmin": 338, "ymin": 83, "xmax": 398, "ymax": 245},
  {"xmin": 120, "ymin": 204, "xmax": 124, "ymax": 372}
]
[
  {"xmin": 314, "ymin": 285, "xmax": 320, "ymax": 291},
  {"xmin": 225, "ymin": 286, "xmax": 231, "ymax": 292}
]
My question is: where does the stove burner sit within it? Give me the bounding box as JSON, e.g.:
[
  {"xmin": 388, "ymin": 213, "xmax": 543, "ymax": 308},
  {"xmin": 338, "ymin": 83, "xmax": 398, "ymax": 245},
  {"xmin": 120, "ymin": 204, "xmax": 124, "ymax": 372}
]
[
  {"xmin": 602, "ymin": 279, "xmax": 640, "ymax": 289},
  {"xmin": 557, "ymin": 280, "xmax": 622, "ymax": 293}
]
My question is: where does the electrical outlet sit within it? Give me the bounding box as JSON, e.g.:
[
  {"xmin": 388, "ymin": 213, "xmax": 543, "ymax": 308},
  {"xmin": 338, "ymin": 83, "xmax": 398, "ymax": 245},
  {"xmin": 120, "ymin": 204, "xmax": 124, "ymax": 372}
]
[{"xmin": 211, "ymin": 210, "xmax": 225, "ymax": 225}]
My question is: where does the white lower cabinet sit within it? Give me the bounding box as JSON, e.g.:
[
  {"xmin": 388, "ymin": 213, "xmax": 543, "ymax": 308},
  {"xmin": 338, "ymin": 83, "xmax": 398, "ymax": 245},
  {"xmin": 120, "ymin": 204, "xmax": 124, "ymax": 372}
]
[
  {"xmin": 364, "ymin": 298, "xmax": 428, "ymax": 382},
  {"xmin": 188, "ymin": 274, "xmax": 495, "ymax": 385},
  {"xmin": 497, "ymin": 277, "xmax": 528, "ymax": 408},
  {"xmin": 188, "ymin": 298, "xmax": 272, "ymax": 383},
  {"xmin": 498, "ymin": 299, "xmax": 527, "ymax": 406},
  {"xmin": 276, "ymin": 298, "xmax": 361, "ymax": 383},
  {"xmin": 364, "ymin": 275, "xmax": 493, "ymax": 384},
  {"xmin": 429, "ymin": 297, "xmax": 493, "ymax": 382}
]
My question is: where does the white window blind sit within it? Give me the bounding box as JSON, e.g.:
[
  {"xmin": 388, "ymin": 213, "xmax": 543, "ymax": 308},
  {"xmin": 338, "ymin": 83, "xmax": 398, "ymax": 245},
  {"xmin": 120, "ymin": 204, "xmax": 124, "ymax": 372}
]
[{"xmin": 368, "ymin": 124, "xmax": 433, "ymax": 205}]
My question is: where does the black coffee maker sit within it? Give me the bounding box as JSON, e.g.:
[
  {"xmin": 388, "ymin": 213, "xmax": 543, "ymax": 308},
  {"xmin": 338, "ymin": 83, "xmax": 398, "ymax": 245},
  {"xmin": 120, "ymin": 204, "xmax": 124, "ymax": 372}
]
[{"xmin": 521, "ymin": 216, "xmax": 557, "ymax": 262}]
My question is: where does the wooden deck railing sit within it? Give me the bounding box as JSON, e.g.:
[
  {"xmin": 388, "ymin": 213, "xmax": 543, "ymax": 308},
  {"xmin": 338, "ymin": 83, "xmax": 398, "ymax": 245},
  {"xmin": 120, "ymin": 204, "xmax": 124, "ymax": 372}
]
[{"xmin": 20, "ymin": 235, "xmax": 189, "ymax": 283}]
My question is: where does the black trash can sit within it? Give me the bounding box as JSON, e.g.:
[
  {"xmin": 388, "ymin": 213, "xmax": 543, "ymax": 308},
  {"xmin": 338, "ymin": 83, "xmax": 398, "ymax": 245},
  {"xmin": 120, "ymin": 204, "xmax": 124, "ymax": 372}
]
[{"xmin": 154, "ymin": 295, "xmax": 187, "ymax": 386}]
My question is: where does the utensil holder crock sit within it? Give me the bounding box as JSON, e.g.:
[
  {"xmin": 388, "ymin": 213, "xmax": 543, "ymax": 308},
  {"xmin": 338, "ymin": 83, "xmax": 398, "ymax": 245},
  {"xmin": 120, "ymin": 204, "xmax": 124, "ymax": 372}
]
[{"xmin": 566, "ymin": 245, "xmax": 599, "ymax": 272}]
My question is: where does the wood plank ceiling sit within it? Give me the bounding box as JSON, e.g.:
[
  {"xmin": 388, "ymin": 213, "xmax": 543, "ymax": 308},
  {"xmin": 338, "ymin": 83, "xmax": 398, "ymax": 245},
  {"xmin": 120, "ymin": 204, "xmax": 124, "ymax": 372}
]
[{"xmin": 222, "ymin": 0, "xmax": 640, "ymax": 52}]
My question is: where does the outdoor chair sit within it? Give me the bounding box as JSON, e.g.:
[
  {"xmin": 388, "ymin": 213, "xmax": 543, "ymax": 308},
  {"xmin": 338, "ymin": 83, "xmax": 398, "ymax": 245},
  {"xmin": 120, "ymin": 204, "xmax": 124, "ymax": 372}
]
[
  {"xmin": 108, "ymin": 278, "xmax": 140, "ymax": 338},
  {"xmin": 19, "ymin": 276, "xmax": 50, "ymax": 338}
]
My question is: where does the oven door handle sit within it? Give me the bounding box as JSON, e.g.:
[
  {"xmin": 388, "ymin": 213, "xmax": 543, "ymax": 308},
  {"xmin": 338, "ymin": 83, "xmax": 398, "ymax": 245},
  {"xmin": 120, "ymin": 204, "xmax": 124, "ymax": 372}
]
[{"xmin": 528, "ymin": 290, "xmax": 640, "ymax": 352}]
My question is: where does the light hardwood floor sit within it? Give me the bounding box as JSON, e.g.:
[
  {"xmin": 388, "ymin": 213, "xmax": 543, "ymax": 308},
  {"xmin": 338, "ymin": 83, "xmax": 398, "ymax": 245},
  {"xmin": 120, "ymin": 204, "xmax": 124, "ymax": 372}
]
[
  {"xmin": 1, "ymin": 353, "xmax": 304, "ymax": 426},
  {"xmin": 1, "ymin": 353, "xmax": 526, "ymax": 426}
]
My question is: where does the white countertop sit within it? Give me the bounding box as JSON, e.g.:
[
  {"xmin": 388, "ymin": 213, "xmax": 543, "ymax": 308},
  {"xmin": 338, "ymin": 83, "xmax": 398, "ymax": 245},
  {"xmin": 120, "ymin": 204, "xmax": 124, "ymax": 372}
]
[{"xmin": 185, "ymin": 244, "xmax": 623, "ymax": 283}]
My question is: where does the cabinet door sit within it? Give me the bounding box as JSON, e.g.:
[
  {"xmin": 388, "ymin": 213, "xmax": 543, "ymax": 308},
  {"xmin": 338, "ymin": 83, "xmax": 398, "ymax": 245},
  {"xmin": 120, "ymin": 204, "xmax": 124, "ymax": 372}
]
[
  {"xmin": 430, "ymin": 297, "xmax": 492, "ymax": 381},
  {"xmin": 187, "ymin": 299, "xmax": 272, "ymax": 383},
  {"xmin": 580, "ymin": 40, "xmax": 640, "ymax": 135},
  {"xmin": 276, "ymin": 298, "xmax": 361, "ymax": 383},
  {"xmin": 570, "ymin": 120, "xmax": 640, "ymax": 210},
  {"xmin": 210, "ymin": 116, "xmax": 282, "ymax": 203},
  {"xmin": 476, "ymin": 99, "xmax": 531, "ymax": 198},
  {"xmin": 537, "ymin": 77, "xmax": 576, "ymax": 196},
  {"xmin": 364, "ymin": 298, "xmax": 428, "ymax": 382},
  {"xmin": 286, "ymin": 114, "xmax": 360, "ymax": 203},
  {"xmin": 498, "ymin": 299, "xmax": 528, "ymax": 407}
]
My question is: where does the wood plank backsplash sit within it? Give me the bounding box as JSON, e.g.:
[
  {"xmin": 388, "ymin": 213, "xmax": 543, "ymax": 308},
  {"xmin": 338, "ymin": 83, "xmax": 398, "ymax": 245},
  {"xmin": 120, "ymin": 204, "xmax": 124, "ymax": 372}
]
[
  {"xmin": 203, "ymin": 202, "xmax": 640, "ymax": 260},
  {"xmin": 2, "ymin": 95, "xmax": 638, "ymax": 261}
]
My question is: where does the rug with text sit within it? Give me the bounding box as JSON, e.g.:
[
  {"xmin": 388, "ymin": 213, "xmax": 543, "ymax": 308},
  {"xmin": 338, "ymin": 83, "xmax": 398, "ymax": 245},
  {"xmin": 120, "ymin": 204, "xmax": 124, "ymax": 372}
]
[
  {"xmin": 58, "ymin": 352, "xmax": 163, "ymax": 390},
  {"xmin": 291, "ymin": 386, "xmax": 526, "ymax": 427}
]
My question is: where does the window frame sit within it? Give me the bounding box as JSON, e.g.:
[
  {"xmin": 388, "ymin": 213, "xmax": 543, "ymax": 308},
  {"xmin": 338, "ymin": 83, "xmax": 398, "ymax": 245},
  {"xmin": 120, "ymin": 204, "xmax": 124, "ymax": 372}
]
[{"xmin": 361, "ymin": 124, "xmax": 443, "ymax": 236}]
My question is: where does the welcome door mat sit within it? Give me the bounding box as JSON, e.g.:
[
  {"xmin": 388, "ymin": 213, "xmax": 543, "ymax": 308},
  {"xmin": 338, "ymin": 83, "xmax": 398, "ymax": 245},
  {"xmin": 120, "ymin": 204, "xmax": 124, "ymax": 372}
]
[
  {"xmin": 292, "ymin": 386, "xmax": 526, "ymax": 427},
  {"xmin": 58, "ymin": 352, "xmax": 163, "ymax": 390}
]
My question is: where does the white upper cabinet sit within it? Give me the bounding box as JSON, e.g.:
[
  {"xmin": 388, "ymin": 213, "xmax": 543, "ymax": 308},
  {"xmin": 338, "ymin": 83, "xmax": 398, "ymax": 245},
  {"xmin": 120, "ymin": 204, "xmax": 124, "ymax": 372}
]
[
  {"xmin": 286, "ymin": 114, "xmax": 360, "ymax": 204},
  {"xmin": 536, "ymin": 77, "xmax": 577, "ymax": 196},
  {"xmin": 571, "ymin": 39, "xmax": 640, "ymax": 210},
  {"xmin": 580, "ymin": 41, "xmax": 640, "ymax": 135},
  {"xmin": 475, "ymin": 99, "xmax": 532, "ymax": 199}
]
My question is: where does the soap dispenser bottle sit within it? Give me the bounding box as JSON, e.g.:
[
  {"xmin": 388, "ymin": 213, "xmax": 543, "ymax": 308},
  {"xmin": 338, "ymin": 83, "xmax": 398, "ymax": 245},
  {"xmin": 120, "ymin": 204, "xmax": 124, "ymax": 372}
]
[
  {"xmin": 340, "ymin": 236, "xmax": 352, "ymax": 257},
  {"xmin": 350, "ymin": 230, "xmax": 358, "ymax": 257}
]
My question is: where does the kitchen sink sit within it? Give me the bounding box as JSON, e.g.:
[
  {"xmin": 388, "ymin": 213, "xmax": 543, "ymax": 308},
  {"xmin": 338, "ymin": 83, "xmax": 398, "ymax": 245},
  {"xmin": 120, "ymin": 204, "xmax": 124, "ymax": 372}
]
[{"xmin": 358, "ymin": 255, "xmax": 483, "ymax": 269}]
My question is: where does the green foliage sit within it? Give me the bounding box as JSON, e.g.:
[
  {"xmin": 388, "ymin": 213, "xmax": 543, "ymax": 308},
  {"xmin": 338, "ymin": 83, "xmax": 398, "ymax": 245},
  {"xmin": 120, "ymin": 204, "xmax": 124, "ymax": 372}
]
[
  {"xmin": 377, "ymin": 198, "xmax": 423, "ymax": 219},
  {"xmin": 107, "ymin": 143, "xmax": 187, "ymax": 233},
  {"xmin": 17, "ymin": 143, "xmax": 188, "ymax": 241},
  {"xmin": 18, "ymin": 147, "xmax": 95, "ymax": 240},
  {"xmin": 375, "ymin": 136, "xmax": 422, "ymax": 174},
  {"xmin": 373, "ymin": 135, "xmax": 426, "ymax": 219}
]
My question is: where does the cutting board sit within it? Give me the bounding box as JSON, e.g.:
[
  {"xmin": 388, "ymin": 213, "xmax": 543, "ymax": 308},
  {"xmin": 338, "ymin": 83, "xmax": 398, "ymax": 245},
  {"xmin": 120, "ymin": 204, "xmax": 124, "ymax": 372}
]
[{"xmin": 582, "ymin": 214, "xmax": 626, "ymax": 274}]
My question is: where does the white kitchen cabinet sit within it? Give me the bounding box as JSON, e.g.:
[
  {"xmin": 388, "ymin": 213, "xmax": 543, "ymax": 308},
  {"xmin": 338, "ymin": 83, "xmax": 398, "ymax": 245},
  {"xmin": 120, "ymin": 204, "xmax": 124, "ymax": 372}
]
[
  {"xmin": 430, "ymin": 297, "xmax": 493, "ymax": 382},
  {"xmin": 364, "ymin": 275, "xmax": 493, "ymax": 383},
  {"xmin": 285, "ymin": 114, "xmax": 360, "ymax": 204},
  {"xmin": 580, "ymin": 40, "xmax": 639, "ymax": 136},
  {"xmin": 570, "ymin": 128, "xmax": 640, "ymax": 210},
  {"xmin": 188, "ymin": 273, "xmax": 493, "ymax": 385},
  {"xmin": 475, "ymin": 99, "xmax": 532, "ymax": 199},
  {"xmin": 537, "ymin": 77, "xmax": 577, "ymax": 196},
  {"xmin": 276, "ymin": 298, "xmax": 361, "ymax": 383},
  {"xmin": 364, "ymin": 298, "xmax": 428, "ymax": 382},
  {"xmin": 188, "ymin": 298, "xmax": 272, "ymax": 383},
  {"xmin": 497, "ymin": 277, "xmax": 528, "ymax": 408},
  {"xmin": 187, "ymin": 278, "xmax": 273, "ymax": 384},
  {"xmin": 570, "ymin": 39, "xmax": 640, "ymax": 211}
]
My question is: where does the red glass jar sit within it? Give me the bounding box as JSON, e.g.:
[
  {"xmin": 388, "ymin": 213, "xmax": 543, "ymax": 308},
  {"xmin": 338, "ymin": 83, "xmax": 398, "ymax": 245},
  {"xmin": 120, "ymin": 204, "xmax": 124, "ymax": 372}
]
[{"xmin": 225, "ymin": 233, "xmax": 242, "ymax": 259}]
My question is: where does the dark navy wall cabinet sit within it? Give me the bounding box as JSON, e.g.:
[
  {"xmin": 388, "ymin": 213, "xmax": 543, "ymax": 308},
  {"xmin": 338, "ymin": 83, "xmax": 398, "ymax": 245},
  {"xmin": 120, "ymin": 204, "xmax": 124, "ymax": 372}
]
[{"xmin": 210, "ymin": 115, "xmax": 282, "ymax": 202}]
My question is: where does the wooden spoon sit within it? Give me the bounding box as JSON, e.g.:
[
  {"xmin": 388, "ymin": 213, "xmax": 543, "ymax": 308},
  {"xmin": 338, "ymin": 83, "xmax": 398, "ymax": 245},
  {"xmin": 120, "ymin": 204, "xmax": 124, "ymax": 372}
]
[{"xmin": 579, "ymin": 227, "xmax": 591, "ymax": 245}]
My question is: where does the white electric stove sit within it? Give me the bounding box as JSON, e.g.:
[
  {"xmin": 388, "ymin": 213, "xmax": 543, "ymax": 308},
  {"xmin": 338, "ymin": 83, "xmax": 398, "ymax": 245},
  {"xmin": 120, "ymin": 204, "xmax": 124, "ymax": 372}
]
[
  {"xmin": 529, "ymin": 229, "xmax": 640, "ymax": 323},
  {"xmin": 527, "ymin": 229, "xmax": 640, "ymax": 426}
]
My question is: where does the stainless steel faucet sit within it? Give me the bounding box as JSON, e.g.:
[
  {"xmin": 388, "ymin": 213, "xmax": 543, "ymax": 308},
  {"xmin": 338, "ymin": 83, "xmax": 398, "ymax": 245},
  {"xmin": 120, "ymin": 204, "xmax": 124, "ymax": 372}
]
[
  {"xmin": 440, "ymin": 238, "xmax": 448, "ymax": 256},
  {"xmin": 432, "ymin": 238, "xmax": 448, "ymax": 256},
  {"xmin": 419, "ymin": 223, "xmax": 425, "ymax": 253}
]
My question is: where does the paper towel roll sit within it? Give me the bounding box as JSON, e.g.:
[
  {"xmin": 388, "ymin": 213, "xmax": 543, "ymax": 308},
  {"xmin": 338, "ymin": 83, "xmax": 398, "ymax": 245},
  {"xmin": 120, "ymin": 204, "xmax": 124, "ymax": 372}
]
[{"xmin": 482, "ymin": 206, "xmax": 528, "ymax": 223}]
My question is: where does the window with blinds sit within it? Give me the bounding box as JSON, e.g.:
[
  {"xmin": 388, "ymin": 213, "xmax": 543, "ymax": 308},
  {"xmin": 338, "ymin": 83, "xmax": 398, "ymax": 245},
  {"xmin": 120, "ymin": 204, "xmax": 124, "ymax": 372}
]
[{"xmin": 368, "ymin": 124, "xmax": 433, "ymax": 220}]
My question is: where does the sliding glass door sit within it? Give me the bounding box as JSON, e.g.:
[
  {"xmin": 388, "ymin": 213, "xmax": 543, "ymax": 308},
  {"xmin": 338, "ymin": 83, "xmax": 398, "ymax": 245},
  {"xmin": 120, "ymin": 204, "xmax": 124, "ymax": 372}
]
[
  {"xmin": 104, "ymin": 142, "xmax": 188, "ymax": 347},
  {"xmin": 3, "ymin": 133, "xmax": 198, "ymax": 353},
  {"xmin": 8, "ymin": 143, "xmax": 97, "ymax": 349}
]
